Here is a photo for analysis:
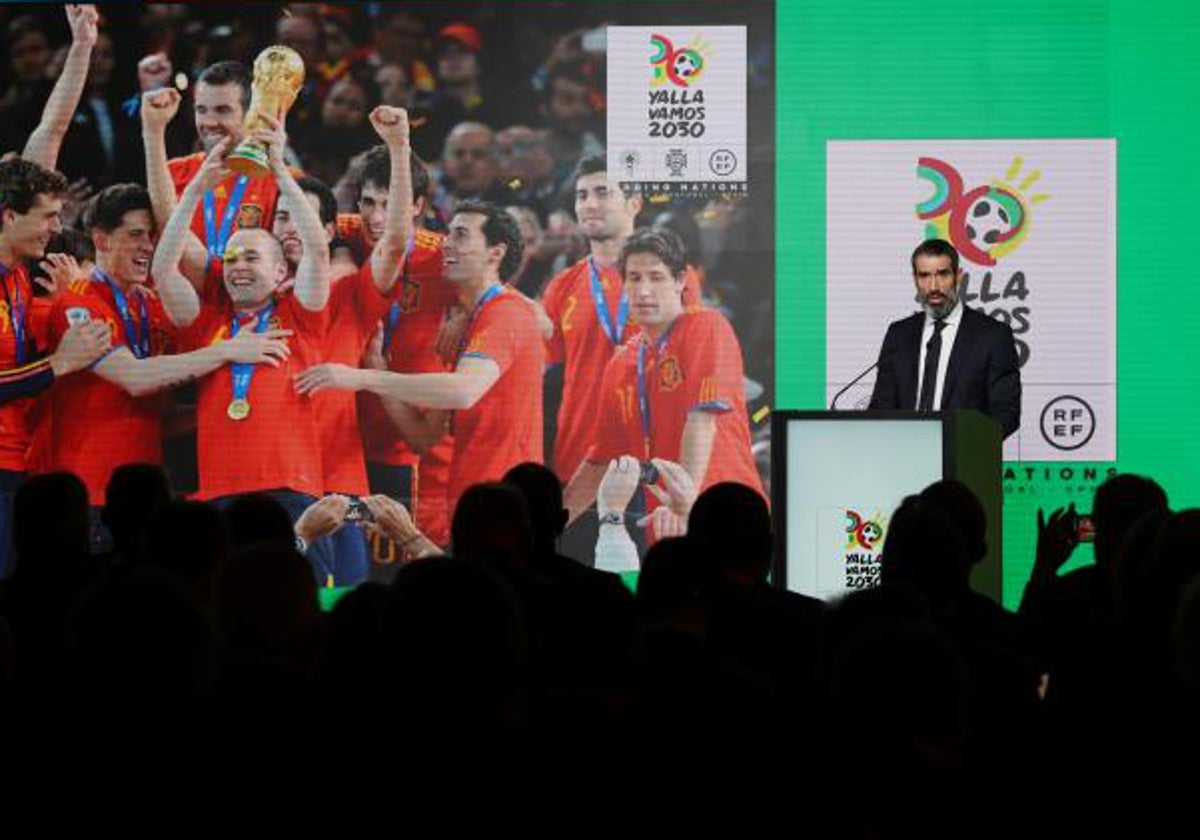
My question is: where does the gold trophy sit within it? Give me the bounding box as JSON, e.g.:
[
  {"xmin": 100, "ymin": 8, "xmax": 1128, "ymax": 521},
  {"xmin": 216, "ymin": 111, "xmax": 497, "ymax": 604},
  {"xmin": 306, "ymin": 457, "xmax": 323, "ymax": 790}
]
[{"xmin": 225, "ymin": 45, "xmax": 306, "ymax": 178}]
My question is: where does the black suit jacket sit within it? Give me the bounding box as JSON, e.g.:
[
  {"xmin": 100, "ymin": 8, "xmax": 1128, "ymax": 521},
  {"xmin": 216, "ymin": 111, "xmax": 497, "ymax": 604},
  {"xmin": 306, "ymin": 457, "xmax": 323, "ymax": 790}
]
[{"xmin": 868, "ymin": 305, "xmax": 1021, "ymax": 438}]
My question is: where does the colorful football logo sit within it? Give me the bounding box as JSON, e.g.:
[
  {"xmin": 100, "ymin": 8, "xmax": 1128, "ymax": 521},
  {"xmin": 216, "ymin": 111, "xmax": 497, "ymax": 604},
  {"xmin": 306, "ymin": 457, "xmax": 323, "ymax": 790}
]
[
  {"xmin": 916, "ymin": 156, "xmax": 1048, "ymax": 267},
  {"xmin": 650, "ymin": 34, "xmax": 708, "ymax": 88},
  {"xmin": 845, "ymin": 510, "xmax": 885, "ymax": 551}
]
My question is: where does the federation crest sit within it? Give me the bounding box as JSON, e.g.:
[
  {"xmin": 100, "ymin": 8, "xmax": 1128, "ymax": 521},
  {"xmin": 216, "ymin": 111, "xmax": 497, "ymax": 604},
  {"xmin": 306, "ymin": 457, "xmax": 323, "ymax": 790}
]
[
  {"xmin": 237, "ymin": 203, "xmax": 264, "ymax": 229},
  {"xmin": 658, "ymin": 355, "xmax": 683, "ymax": 391},
  {"xmin": 400, "ymin": 279, "xmax": 421, "ymax": 314}
]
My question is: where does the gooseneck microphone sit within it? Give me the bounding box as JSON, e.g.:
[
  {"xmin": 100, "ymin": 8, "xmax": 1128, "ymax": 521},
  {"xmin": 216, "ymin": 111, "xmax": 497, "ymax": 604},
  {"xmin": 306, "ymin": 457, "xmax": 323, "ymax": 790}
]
[{"xmin": 829, "ymin": 361, "xmax": 878, "ymax": 410}]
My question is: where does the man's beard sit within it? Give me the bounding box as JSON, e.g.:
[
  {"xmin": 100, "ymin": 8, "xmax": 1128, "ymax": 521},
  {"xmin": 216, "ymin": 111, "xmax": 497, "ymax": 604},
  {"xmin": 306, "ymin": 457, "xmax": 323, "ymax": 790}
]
[{"xmin": 917, "ymin": 287, "xmax": 960, "ymax": 319}]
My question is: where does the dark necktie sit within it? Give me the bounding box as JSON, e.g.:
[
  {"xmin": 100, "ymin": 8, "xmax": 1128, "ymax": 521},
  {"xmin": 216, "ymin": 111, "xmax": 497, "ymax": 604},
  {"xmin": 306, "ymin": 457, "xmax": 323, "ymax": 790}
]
[{"xmin": 918, "ymin": 318, "xmax": 947, "ymax": 411}]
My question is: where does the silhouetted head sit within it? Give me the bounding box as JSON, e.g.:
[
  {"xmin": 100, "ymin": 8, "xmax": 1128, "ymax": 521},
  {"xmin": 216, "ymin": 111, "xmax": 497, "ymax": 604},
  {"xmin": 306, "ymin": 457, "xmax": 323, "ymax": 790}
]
[
  {"xmin": 918, "ymin": 479, "xmax": 987, "ymax": 568},
  {"xmin": 101, "ymin": 463, "xmax": 172, "ymax": 561},
  {"xmin": 142, "ymin": 500, "xmax": 230, "ymax": 602},
  {"xmin": 13, "ymin": 472, "xmax": 90, "ymax": 568},
  {"xmin": 687, "ymin": 482, "xmax": 773, "ymax": 584},
  {"xmin": 215, "ymin": 541, "xmax": 322, "ymax": 677},
  {"xmin": 880, "ymin": 497, "xmax": 968, "ymax": 612},
  {"xmin": 451, "ymin": 482, "xmax": 534, "ymax": 564},
  {"xmin": 1093, "ymin": 474, "xmax": 1169, "ymax": 569},
  {"xmin": 223, "ymin": 493, "xmax": 295, "ymax": 550},
  {"xmin": 503, "ymin": 462, "xmax": 568, "ymax": 549}
]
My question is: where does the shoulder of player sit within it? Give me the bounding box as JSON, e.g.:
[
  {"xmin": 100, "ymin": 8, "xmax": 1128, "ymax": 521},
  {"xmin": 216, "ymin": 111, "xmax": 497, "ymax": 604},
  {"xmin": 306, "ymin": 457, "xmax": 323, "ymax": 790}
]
[
  {"xmin": 49, "ymin": 289, "xmax": 98, "ymax": 318},
  {"xmin": 414, "ymin": 228, "xmax": 443, "ymax": 250},
  {"xmin": 167, "ymin": 152, "xmax": 204, "ymax": 175},
  {"xmin": 674, "ymin": 307, "xmax": 735, "ymax": 339},
  {"xmin": 494, "ymin": 286, "xmax": 541, "ymax": 315}
]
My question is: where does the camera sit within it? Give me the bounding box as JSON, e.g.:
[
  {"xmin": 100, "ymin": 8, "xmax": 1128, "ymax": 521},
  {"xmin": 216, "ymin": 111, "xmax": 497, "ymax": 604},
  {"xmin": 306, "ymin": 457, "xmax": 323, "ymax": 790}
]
[
  {"xmin": 639, "ymin": 460, "xmax": 659, "ymax": 485},
  {"xmin": 1068, "ymin": 510, "xmax": 1095, "ymax": 543},
  {"xmin": 344, "ymin": 497, "xmax": 374, "ymax": 523}
]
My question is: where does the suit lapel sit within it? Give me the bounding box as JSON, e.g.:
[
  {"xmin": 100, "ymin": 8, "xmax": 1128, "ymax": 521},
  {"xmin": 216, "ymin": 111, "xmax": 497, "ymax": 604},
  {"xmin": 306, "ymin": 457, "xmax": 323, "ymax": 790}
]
[
  {"xmin": 942, "ymin": 306, "xmax": 976, "ymax": 406},
  {"xmin": 900, "ymin": 314, "xmax": 923, "ymax": 409}
]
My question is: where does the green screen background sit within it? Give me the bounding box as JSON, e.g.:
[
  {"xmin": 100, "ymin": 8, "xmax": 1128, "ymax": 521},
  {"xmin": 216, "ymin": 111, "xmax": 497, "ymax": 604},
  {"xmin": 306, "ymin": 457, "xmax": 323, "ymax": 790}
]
[{"xmin": 775, "ymin": 0, "xmax": 1200, "ymax": 606}]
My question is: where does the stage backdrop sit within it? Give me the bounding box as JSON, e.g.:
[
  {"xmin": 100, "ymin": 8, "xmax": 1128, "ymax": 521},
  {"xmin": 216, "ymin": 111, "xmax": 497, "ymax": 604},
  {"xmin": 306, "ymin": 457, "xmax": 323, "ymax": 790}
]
[{"xmin": 778, "ymin": 0, "xmax": 1200, "ymax": 606}]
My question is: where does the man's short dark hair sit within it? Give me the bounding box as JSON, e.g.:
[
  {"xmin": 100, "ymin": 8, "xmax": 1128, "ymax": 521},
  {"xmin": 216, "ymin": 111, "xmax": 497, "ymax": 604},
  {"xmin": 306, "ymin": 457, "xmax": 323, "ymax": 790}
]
[
  {"xmin": 83, "ymin": 183, "xmax": 153, "ymax": 234},
  {"xmin": 571, "ymin": 153, "xmax": 607, "ymax": 185},
  {"xmin": 545, "ymin": 55, "xmax": 596, "ymax": 98},
  {"xmin": 571, "ymin": 153, "xmax": 638, "ymax": 201},
  {"xmin": 452, "ymin": 198, "xmax": 523, "ymax": 282},
  {"xmin": 619, "ymin": 227, "xmax": 686, "ymax": 279},
  {"xmin": 360, "ymin": 144, "xmax": 432, "ymax": 206},
  {"xmin": 911, "ymin": 238, "xmax": 960, "ymax": 274},
  {"xmin": 295, "ymin": 176, "xmax": 338, "ymax": 226},
  {"xmin": 196, "ymin": 61, "xmax": 251, "ymax": 111},
  {"xmin": 0, "ymin": 159, "xmax": 68, "ymax": 229}
]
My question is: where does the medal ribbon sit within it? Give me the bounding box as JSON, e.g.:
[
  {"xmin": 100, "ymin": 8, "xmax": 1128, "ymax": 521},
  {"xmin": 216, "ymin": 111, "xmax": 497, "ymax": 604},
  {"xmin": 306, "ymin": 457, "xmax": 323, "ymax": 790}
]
[
  {"xmin": 93, "ymin": 267, "xmax": 150, "ymax": 358},
  {"xmin": 1, "ymin": 264, "xmax": 28, "ymax": 365},
  {"xmin": 228, "ymin": 301, "xmax": 277, "ymax": 409},
  {"xmin": 202, "ymin": 174, "xmax": 250, "ymax": 260},
  {"xmin": 588, "ymin": 257, "xmax": 629, "ymax": 345},
  {"xmin": 453, "ymin": 283, "xmax": 505, "ymax": 363},
  {"xmin": 636, "ymin": 332, "xmax": 670, "ymax": 457}
]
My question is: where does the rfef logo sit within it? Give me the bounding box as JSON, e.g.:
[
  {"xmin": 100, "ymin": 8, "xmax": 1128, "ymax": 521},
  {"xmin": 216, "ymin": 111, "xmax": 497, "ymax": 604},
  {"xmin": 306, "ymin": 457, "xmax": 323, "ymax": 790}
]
[{"xmin": 1040, "ymin": 395, "xmax": 1096, "ymax": 451}]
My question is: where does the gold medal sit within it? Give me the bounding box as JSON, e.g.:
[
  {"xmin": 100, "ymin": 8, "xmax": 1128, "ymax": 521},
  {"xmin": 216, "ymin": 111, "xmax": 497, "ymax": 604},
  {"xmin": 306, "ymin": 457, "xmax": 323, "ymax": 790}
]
[{"xmin": 227, "ymin": 398, "xmax": 251, "ymax": 420}]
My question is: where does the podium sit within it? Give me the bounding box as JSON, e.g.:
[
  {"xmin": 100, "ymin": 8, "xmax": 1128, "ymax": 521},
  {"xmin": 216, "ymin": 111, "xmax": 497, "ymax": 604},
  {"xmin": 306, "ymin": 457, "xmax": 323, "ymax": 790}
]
[{"xmin": 771, "ymin": 410, "xmax": 1002, "ymax": 602}]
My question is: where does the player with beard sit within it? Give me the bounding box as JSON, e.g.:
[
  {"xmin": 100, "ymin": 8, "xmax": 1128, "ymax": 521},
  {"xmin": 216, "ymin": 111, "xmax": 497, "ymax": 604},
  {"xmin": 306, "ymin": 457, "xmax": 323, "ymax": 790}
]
[
  {"xmin": 868, "ymin": 238, "xmax": 1021, "ymax": 438},
  {"xmin": 142, "ymin": 63, "xmax": 290, "ymax": 272},
  {"xmin": 541, "ymin": 155, "xmax": 644, "ymax": 485}
]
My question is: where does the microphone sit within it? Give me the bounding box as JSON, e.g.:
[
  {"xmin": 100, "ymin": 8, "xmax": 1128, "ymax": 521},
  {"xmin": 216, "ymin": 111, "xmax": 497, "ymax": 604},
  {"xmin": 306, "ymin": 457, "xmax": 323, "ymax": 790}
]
[{"xmin": 830, "ymin": 361, "xmax": 878, "ymax": 410}]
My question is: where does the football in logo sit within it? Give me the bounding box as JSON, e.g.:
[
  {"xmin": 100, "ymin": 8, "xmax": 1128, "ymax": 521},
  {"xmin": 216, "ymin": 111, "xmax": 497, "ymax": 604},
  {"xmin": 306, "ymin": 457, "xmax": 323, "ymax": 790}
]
[
  {"xmin": 845, "ymin": 510, "xmax": 885, "ymax": 550},
  {"xmin": 965, "ymin": 192, "xmax": 1016, "ymax": 247},
  {"xmin": 673, "ymin": 50, "xmax": 702, "ymax": 81}
]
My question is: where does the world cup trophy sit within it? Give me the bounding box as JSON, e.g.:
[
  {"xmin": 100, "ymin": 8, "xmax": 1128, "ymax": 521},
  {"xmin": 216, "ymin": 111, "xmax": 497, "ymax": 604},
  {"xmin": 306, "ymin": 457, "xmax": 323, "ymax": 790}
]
[{"xmin": 225, "ymin": 45, "xmax": 306, "ymax": 178}]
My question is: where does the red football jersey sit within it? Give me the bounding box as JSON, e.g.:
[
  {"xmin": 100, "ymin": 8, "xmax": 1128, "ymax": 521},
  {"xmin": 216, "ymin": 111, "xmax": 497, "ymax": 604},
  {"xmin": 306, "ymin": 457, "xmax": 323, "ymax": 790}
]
[
  {"xmin": 0, "ymin": 264, "xmax": 39, "ymax": 473},
  {"xmin": 37, "ymin": 278, "xmax": 176, "ymax": 503},
  {"xmin": 169, "ymin": 154, "xmax": 281, "ymax": 259},
  {"xmin": 590, "ymin": 309, "xmax": 764, "ymax": 503},
  {"xmin": 543, "ymin": 257, "xmax": 704, "ymax": 483},
  {"xmin": 357, "ymin": 229, "xmax": 457, "ymax": 463},
  {"xmin": 177, "ymin": 292, "xmax": 328, "ymax": 500},
  {"xmin": 542, "ymin": 257, "xmax": 627, "ymax": 483},
  {"xmin": 316, "ymin": 263, "xmax": 394, "ymax": 496},
  {"xmin": 448, "ymin": 285, "xmax": 545, "ymax": 518},
  {"xmin": 353, "ymin": 228, "xmax": 456, "ymax": 544}
]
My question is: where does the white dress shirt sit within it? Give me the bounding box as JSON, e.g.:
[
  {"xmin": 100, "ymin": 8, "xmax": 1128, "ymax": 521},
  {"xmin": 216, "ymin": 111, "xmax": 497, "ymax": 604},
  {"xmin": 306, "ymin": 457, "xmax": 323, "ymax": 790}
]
[{"xmin": 915, "ymin": 298, "xmax": 963, "ymax": 411}]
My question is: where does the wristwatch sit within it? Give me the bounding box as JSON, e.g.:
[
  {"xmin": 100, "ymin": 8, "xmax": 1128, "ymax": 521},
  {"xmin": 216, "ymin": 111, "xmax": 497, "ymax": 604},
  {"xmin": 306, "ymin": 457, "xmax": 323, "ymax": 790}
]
[{"xmin": 598, "ymin": 512, "xmax": 623, "ymax": 526}]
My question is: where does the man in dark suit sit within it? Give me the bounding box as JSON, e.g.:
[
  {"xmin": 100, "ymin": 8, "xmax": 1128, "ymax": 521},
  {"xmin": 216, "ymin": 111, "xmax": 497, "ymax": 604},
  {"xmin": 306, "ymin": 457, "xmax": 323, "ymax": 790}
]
[{"xmin": 869, "ymin": 238, "xmax": 1021, "ymax": 438}]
